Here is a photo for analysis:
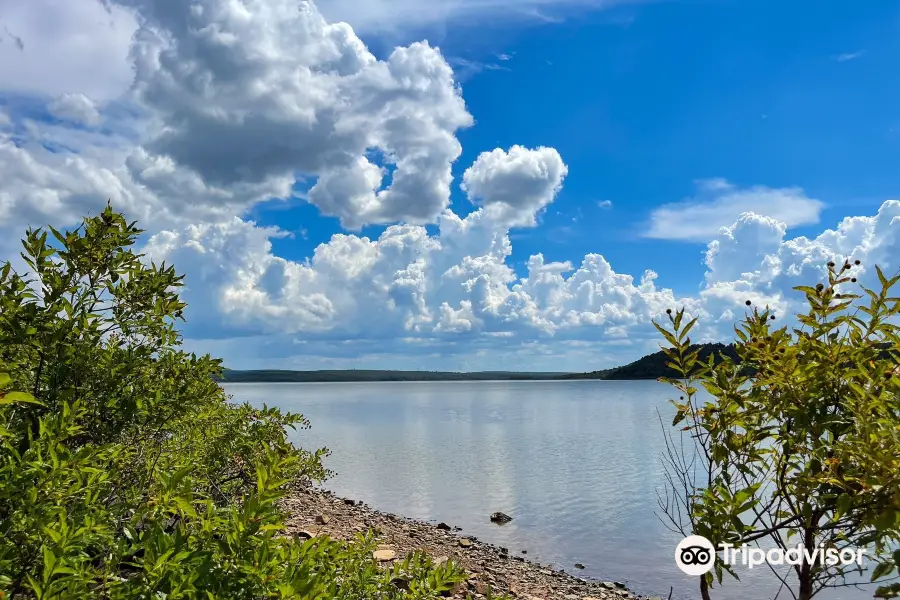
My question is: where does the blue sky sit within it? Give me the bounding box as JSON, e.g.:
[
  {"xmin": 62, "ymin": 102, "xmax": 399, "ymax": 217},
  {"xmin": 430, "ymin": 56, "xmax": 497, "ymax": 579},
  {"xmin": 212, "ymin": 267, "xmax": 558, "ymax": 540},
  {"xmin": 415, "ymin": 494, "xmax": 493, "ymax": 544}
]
[
  {"xmin": 251, "ymin": 0, "xmax": 900, "ymax": 294},
  {"xmin": 1, "ymin": 0, "xmax": 899, "ymax": 371}
]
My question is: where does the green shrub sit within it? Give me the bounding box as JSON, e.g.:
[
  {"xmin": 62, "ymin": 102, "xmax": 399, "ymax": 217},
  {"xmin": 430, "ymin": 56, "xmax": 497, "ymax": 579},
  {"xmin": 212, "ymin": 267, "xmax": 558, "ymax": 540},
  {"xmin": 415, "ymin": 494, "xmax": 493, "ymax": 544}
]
[
  {"xmin": 0, "ymin": 206, "xmax": 479, "ymax": 599},
  {"xmin": 656, "ymin": 261, "xmax": 900, "ymax": 600}
]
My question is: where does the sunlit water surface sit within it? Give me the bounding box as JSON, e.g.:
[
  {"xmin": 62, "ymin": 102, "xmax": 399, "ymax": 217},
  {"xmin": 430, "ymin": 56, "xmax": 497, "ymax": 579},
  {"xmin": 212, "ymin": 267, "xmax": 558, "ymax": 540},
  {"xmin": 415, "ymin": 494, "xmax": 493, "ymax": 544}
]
[{"xmin": 223, "ymin": 380, "xmax": 873, "ymax": 600}]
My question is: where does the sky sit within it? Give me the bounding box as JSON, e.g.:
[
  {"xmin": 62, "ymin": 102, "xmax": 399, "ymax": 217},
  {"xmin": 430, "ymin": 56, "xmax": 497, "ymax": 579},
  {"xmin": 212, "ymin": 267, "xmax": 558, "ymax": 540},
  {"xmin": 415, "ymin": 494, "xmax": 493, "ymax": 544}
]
[{"xmin": 0, "ymin": 0, "xmax": 899, "ymax": 372}]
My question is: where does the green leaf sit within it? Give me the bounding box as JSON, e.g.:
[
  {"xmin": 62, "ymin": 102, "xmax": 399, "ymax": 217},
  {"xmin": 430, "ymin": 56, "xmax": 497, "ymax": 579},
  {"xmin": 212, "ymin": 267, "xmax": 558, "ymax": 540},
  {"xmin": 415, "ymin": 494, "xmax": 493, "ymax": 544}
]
[
  {"xmin": 872, "ymin": 561, "xmax": 895, "ymax": 581},
  {"xmin": 652, "ymin": 321, "xmax": 679, "ymax": 347},
  {"xmin": 0, "ymin": 373, "xmax": 10, "ymax": 390},
  {"xmin": 836, "ymin": 493, "xmax": 852, "ymax": 518},
  {"xmin": 0, "ymin": 391, "xmax": 42, "ymax": 405},
  {"xmin": 876, "ymin": 265, "xmax": 889, "ymax": 290}
]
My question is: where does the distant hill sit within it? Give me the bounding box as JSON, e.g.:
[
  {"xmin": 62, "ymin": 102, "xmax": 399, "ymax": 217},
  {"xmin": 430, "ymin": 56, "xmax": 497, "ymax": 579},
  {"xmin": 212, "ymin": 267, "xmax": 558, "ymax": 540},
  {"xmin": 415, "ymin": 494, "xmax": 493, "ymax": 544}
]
[
  {"xmin": 218, "ymin": 343, "xmax": 742, "ymax": 383},
  {"xmin": 558, "ymin": 342, "xmax": 739, "ymax": 380}
]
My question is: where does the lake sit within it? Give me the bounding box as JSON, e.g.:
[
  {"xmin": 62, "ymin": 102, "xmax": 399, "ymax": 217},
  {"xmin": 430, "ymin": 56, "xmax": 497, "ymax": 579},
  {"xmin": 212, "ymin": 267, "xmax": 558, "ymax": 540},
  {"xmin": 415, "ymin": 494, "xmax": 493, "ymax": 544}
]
[{"xmin": 223, "ymin": 380, "xmax": 873, "ymax": 600}]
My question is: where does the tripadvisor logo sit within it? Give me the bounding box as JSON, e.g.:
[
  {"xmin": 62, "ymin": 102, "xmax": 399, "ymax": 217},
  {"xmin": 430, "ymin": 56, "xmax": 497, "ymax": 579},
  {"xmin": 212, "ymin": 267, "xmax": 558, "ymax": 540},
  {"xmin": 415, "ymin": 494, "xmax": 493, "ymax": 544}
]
[
  {"xmin": 675, "ymin": 536, "xmax": 716, "ymax": 576},
  {"xmin": 675, "ymin": 536, "xmax": 866, "ymax": 576}
]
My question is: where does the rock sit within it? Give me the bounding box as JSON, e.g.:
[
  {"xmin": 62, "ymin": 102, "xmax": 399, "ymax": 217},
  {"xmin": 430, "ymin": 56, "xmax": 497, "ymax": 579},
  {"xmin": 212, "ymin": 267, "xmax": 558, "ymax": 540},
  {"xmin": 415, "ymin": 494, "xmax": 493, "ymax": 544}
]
[
  {"xmin": 490, "ymin": 511, "xmax": 513, "ymax": 524},
  {"xmin": 294, "ymin": 529, "xmax": 316, "ymax": 541},
  {"xmin": 434, "ymin": 555, "xmax": 449, "ymax": 566},
  {"xmin": 574, "ymin": 563, "xmax": 585, "ymax": 569},
  {"xmin": 391, "ymin": 577, "xmax": 410, "ymax": 591},
  {"xmin": 315, "ymin": 514, "xmax": 329, "ymax": 525},
  {"xmin": 613, "ymin": 582, "xmax": 627, "ymax": 589},
  {"xmin": 459, "ymin": 538, "xmax": 473, "ymax": 548},
  {"xmin": 521, "ymin": 549, "xmax": 527, "ymax": 554},
  {"xmin": 500, "ymin": 547, "xmax": 509, "ymax": 555},
  {"xmin": 373, "ymin": 549, "xmax": 396, "ymax": 561},
  {"xmin": 343, "ymin": 498, "xmax": 356, "ymax": 505},
  {"xmin": 437, "ymin": 522, "xmax": 452, "ymax": 530}
]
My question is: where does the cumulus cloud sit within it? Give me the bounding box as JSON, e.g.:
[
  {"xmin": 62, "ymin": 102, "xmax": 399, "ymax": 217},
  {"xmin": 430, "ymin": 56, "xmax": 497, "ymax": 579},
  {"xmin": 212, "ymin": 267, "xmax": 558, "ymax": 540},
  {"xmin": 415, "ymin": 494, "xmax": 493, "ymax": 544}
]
[
  {"xmin": 1, "ymin": 0, "xmax": 478, "ymax": 230},
  {"xmin": 0, "ymin": 0, "xmax": 137, "ymax": 101},
  {"xmin": 138, "ymin": 198, "xmax": 900, "ymax": 369},
  {"xmin": 48, "ymin": 93, "xmax": 102, "ymax": 126},
  {"xmin": 1, "ymin": 0, "xmax": 899, "ymax": 372},
  {"xmin": 644, "ymin": 178, "xmax": 824, "ymax": 241},
  {"xmin": 461, "ymin": 146, "xmax": 568, "ymax": 227},
  {"xmin": 142, "ymin": 206, "xmax": 684, "ymax": 345},
  {"xmin": 0, "ymin": 0, "xmax": 483, "ymax": 233},
  {"xmin": 700, "ymin": 200, "xmax": 900, "ymax": 317},
  {"xmin": 121, "ymin": 0, "xmax": 473, "ymax": 227}
]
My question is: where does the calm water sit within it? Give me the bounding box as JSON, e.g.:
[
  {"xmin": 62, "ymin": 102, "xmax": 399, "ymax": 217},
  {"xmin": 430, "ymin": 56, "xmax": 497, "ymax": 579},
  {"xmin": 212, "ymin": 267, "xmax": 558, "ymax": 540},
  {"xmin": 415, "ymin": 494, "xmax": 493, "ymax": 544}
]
[{"xmin": 223, "ymin": 380, "xmax": 873, "ymax": 600}]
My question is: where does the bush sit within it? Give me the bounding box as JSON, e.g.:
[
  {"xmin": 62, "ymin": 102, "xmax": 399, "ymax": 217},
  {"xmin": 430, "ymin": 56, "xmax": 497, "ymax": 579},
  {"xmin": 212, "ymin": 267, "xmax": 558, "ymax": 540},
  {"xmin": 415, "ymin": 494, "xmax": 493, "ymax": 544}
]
[
  {"xmin": 0, "ymin": 206, "xmax": 477, "ymax": 599},
  {"xmin": 656, "ymin": 261, "xmax": 900, "ymax": 600}
]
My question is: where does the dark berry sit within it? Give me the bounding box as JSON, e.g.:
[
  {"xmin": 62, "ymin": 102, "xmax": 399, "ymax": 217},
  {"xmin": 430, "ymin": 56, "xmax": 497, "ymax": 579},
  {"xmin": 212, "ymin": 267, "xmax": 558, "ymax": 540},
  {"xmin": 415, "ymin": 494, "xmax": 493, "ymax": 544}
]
[
  {"xmin": 828, "ymin": 261, "xmax": 835, "ymax": 268},
  {"xmin": 851, "ymin": 278, "xmax": 857, "ymax": 283},
  {"xmin": 854, "ymin": 259, "xmax": 861, "ymax": 265},
  {"xmin": 745, "ymin": 300, "xmax": 752, "ymax": 306},
  {"xmin": 666, "ymin": 308, "xmax": 672, "ymax": 314}
]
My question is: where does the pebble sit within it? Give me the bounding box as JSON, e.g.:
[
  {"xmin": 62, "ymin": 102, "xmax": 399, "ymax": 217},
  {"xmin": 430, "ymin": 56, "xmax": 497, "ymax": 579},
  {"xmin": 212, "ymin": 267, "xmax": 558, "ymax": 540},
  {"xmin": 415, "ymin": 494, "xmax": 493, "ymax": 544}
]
[
  {"xmin": 373, "ymin": 549, "xmax": 396, "ymax": 561},
  {"xmin": 281, "ymin": 483, "xmax": 664, "ymax": 600}
]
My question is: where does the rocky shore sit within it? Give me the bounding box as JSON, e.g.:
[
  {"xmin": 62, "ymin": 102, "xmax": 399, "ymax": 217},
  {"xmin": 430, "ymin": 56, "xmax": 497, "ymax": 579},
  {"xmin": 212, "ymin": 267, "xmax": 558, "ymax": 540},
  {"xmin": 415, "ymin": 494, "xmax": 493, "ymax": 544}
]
[{"xmin": 281, "ymin": 484, "xmax": 669, "ymax": 600}]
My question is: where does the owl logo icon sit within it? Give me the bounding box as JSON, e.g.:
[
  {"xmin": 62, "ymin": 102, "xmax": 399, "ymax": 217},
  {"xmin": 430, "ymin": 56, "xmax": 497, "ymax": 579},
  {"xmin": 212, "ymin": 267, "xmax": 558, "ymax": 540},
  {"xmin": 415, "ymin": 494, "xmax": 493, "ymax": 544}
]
[{"xmin": 675, "ymin": 535, "xmax": 716, "ymax": 576}]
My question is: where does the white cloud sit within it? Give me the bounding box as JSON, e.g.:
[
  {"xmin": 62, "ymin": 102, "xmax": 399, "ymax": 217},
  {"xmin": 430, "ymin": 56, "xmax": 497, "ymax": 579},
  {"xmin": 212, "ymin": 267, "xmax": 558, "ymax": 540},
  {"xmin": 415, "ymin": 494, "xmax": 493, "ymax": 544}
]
[
  {"xmin": 1, "ymin": 0, "xmax": 900, "ymax": 372},
  {"xmin": 0, "ymin": 0, "xmax": 137, "ymax": 101},
  {"xmin": 597, "ymin": 199, "xmax": 613, "ymax": 209},
  {"xmin": 48, "ymin": 93, "xmax": 102, "ymax": 126},
  {"xmin": 0, "ymin": 0, "xmax": 477, "ymax": 230},
  {"xmin": 835, "ymin": 50, "xmax": 864, "ymax": 62},
  {"xmin": 461, "ymin": 146, "xmax": 568, "ymax": 227},
  {"xmin": 123, "ymin": 0, "xmax": 474, "ymax": 228},
  {"xmin": 0, "ymin": 132, "xmax": 152, "ymax": 228},
  {"xmin": 142, "ymin": 206, "xmax": 684, "ymax": 345},
  {"xmin": 700, "ymin": 200, "xmax": 900, "ymax": 315},
  {"xmin": 139, "ymin": 198, "xmax": 900, "ymax": 370},
  {"xmin": 644, "ymin": 178, "xmax": 824, "ymax": 241}
]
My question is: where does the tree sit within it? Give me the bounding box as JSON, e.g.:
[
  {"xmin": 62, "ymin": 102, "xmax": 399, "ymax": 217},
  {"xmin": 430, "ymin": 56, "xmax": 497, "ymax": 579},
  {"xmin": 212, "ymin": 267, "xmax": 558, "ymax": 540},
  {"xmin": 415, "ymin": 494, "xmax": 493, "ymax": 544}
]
[
  {"xmin": 656, "ymin": 260, "xmax": 900, "ymax": 600},
  {"xmin": 0, "ymin": 205, "xmax": 478, "ymax": 599}
]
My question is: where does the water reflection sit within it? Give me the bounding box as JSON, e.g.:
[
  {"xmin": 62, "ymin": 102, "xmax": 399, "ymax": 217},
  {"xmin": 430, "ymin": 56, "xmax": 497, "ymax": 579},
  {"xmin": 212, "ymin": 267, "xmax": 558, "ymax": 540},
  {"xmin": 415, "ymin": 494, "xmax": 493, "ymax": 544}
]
[{"xmin": 224, "ymin": 380, "xmax": 873, "ymax": 600}]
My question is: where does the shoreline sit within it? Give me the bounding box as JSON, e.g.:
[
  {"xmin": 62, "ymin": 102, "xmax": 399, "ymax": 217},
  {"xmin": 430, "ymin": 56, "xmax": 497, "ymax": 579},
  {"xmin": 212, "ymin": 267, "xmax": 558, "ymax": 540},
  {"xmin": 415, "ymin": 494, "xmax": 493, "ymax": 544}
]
[{"xmin": 281, "ymin": 483, "xmax": 668, "ymax": 600}]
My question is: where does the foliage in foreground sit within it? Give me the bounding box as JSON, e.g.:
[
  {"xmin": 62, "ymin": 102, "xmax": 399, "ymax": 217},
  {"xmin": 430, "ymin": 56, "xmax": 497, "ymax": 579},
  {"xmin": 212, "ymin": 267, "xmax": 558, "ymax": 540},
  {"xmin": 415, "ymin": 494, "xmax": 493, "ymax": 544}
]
[
  {"xmin": 0, "ymin": 206, "xmax": 483, "ymax": 599},
  {"xmin": 656, "ymin": 261, "xmax": 900, "ymax": 600}
]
